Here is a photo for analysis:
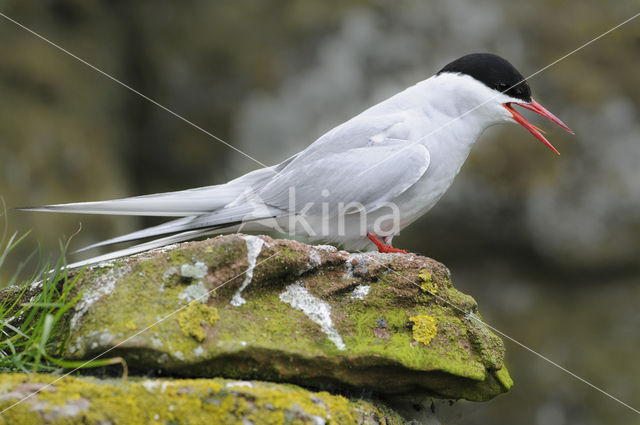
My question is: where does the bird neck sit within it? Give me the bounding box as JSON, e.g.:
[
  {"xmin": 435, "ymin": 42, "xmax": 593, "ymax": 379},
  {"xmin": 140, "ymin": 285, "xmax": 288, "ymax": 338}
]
[{"xmin": 415, "ymin": 74, "xmax": 502, "ymax": 152}]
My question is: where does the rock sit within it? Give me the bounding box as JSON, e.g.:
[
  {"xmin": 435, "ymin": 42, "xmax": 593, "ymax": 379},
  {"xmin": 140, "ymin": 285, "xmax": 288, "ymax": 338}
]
[
  {"xmin": 0, "ymin": 373, "xmax": 407, "ymax": 425},
  {"xmin": 0, "ymin": 233, "xmax": 512, "ymax": 424},
  {"xmin": 45, "ymin": 234, "xmax": 512, "ymax": 402}
]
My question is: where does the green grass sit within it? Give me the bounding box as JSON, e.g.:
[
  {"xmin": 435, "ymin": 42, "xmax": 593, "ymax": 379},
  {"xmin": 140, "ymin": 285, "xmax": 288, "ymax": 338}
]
[{"xmin": 0, "ymin": 199, "xmax": 127, "ymax": 375}]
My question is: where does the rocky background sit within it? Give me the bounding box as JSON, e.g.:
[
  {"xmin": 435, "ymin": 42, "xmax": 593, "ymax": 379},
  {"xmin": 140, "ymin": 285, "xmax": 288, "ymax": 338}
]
[{"xmin": 1, "ymin": 1, "xmax": 639, "ymax": 424}]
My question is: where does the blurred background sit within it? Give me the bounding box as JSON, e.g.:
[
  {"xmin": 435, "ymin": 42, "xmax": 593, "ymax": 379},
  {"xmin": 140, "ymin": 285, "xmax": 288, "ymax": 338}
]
[{"xmin": 1, "ymin": 0, "xmax": 639, "ymax": 423}]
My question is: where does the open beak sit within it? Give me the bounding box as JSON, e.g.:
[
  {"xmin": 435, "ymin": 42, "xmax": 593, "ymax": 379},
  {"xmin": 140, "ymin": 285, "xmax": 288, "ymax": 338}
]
[{"xmin": 503, "ymin": 98, "xmax": 574, "ymax": 155}]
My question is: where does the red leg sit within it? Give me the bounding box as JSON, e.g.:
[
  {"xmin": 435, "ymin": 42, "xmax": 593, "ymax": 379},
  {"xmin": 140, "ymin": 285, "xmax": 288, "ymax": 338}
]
[{"xmin": 367, "ymin": 233, "xmax": 408, "ymax": 254}]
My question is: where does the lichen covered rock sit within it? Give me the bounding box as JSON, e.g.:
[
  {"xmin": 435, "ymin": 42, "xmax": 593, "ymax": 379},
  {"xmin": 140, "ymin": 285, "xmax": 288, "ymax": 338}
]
[
  {"xmin": 50, "ymin": 234, "xmax": 512, "ymax": 402},
  {"xmin": 0, "ymin": 373, "xmax": 405, "ymax": 425}
]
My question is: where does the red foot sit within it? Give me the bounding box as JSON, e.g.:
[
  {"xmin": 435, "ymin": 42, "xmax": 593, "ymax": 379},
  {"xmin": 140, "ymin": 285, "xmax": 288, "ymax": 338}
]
[{"xmin": 367, "ymin": 233, "xmax": 408, "ymax": 254}]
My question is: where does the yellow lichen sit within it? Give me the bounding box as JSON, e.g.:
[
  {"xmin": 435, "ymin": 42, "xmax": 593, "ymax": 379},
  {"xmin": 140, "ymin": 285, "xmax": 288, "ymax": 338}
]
[
  {"xmin": 177, "ymin": 302, "xmax": 220, "ymax": 342},
  {"xmin": 409, "ymin": 314, "xmax": 438, "ymax": 345},
  {"xmin": 418, "ymin": 269, "xmax": 438, "ymax": 294},
  {"xmin": 0, "ymin": 373, "xmax": 404, "ymax": 425},
  {"xmin": 52, "ymin": 234, "xmax": 510, "ymax": 402},
  {"xmin": 124, "ymin": 320, "xmax": 136, "ymax": 330}
]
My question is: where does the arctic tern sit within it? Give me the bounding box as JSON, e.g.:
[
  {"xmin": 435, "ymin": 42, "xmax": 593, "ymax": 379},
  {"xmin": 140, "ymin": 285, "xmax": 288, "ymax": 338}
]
[{"xmin": 23, "ymin": 53, "xmax": 573, "ymax": 264}]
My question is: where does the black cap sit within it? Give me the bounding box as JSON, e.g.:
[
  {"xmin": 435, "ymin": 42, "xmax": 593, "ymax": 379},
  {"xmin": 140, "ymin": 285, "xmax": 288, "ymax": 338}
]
[{"xmin": 437, "ymin": 53, "xmax": 532, "ymax": 102}]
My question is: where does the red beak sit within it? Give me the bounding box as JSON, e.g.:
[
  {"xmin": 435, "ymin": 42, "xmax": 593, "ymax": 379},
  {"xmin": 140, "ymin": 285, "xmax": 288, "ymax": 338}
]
[{"xmin": 503, "ymin": 98, "xmax": 574, "ymax": 155}]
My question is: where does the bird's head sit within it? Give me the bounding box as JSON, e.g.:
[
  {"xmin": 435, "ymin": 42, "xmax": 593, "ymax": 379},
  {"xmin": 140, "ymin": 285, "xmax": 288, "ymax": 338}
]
[{"xmin": 437, "ymin": 53, "xmax": 573, "ymax": 154}]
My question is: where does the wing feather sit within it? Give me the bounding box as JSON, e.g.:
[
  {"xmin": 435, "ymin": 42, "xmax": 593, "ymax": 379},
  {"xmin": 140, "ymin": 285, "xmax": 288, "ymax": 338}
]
[{"xmin": 259, "ymin": 140, "xmax": 429, "ymax": 216}]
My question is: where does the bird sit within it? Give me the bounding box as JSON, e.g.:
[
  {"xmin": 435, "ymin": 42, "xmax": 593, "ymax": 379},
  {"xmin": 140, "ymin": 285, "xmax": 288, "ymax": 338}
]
[{"xmin": 22, "ymin": 53, "xmax": 573, "ymax": 266}]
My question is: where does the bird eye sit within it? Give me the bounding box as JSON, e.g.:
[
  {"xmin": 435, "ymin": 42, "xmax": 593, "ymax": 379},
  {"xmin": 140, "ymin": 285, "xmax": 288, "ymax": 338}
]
[{"xmin": 498, "ymin": 82, "xmax": 508, "ymax": 90}]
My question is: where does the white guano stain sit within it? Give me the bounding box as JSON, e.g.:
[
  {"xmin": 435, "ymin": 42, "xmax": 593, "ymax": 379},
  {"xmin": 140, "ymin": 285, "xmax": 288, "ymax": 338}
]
[
  {"xmin": 311, "ymin": 416, "xmax": 326, "ymax": 425},
  {"xmin": 69, "ymin": 265, "xmax": 132, "ymax": 330},
  {"xmin": 180, "ymin": 262, "xmax": 208, "ymax": 279},
  {"xmin": 162, "ymin": 266, "xmax": 178, "ymax": 281},
  {"xmin": 226, "ymin": 381, "xmax": 253, "ymax": 388},
  {"xmin": 141, "ymin": 381, "xmax": 161, "ymax": 393},
  {"xmin": 230, "ymin": 235, "xmax": 265, "ymax": 307},
  {"xmin": 313, "ymin": 244, "xmax": 337, "ymax": 252},
  {"xmin": 299, "ymin": 248, "xmax": 323, "ymax": 275},
  {"xmin": 178, "ymin": 281, "xmax": 209, "ymax": 304},
  {"xmin": 350, "ymin": 285, "xmax": 370, "ymax": 301},
  {"xmin": 308, "ymin": 250, "xmax": 321, "ymax": 266},
  {"xmin": 344, "ymin": 253, "xmax": 370, "ymax": 278},
  {"xmin": 279, "ymin": 281, "xmax": 346, "ymax": 350}
]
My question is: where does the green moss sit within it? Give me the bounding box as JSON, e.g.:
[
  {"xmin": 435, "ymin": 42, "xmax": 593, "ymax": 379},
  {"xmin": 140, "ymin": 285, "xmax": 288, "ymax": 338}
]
[
  {"xmin": 66, "ymin": 254, "xmax": 217, "ymax": 362},
  {"xmin": 214, "ymin": 292, "xmax": 333, "ymax": 355},
  {"xmin": 277, "ymin": 247, "xmax": 300, "ymax": 261},
  {"xmin": 178, "ymin": 302, "xmax": 220, "ymax": 342},
  {"xmin": 338, "ymin": 278, "xmax": 485, "ymax": 381},
  {"xmin": 0, "ymin": 373, "xmax": 404, "ymax": 425},
  {"xmin": 409, "ymin": 314, "xmax": 437, "ymax": 345},
  {"xmin": 495, "ymin": 366, "xmax": 514, "ymax": 390},
  {"xmin": 41, "ymin": 235, "xmax": 513, "ymax": 401},
  {"xmin": 465, "ymin": 312, "xmax": 505, "ymax": 370},
  {"xmin": 341, "ymin": 304, "xmax": 419, "ymax": 364}
]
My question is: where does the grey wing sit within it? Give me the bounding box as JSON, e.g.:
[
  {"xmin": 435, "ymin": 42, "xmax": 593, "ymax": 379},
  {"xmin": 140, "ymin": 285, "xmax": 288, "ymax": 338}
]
[{"xmin": 258, "ymin": 140, "xmax": 430, "ymax": 215}]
